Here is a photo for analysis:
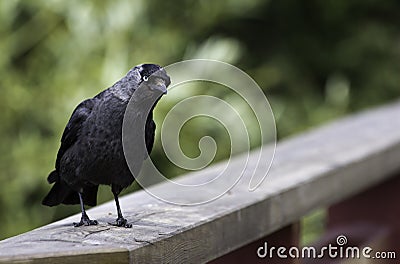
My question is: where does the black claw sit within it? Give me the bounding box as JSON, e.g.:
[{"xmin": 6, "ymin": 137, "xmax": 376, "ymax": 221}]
[
  {"xmin": 109, "ymin": 217, "xmax": 132, "ymax": 228},
  {"xmin": 73, "ymin": 214, "xmax": 98, "ymax": 227}
]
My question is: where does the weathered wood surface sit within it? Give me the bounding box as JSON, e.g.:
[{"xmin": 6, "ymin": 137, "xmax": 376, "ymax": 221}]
[{"xmin": 1, "ymin": 101, "xmax": 400, "ymax": 263}]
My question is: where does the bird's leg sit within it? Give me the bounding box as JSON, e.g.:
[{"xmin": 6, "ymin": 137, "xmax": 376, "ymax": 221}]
[
  {"xmin": 109, "ymin": 191, "xmax": 132, "ymax": 228},
  {"xmin": 73, "ymin": 192, "xmax": 98, "ymax": 227}
]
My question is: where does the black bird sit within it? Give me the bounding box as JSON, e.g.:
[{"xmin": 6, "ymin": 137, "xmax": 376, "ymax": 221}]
[{"xmin": 42, "ymin": 64, "xmax": 170, "ymax": 228}]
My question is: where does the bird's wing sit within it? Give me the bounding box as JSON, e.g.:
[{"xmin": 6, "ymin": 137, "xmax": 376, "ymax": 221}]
[{"xmin": 55, "ymin": 99, "xmax": 95, "ymax": 171}]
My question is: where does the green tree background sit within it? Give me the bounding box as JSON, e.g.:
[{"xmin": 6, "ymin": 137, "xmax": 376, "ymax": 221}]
[{"xmin": 0, "ymin": 0, "xmax": 399, "ymax": 240}]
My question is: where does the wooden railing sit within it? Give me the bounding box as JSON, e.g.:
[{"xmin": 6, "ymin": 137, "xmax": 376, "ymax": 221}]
[{"xmin": 1, "ymin": 101, "xmax": 400, "ymax": 264}]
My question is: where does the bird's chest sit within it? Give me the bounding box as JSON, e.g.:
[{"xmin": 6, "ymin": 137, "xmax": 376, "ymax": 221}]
[{"xmin": 82, "ymin": 103, "xmax": 126, "ymax": 154}]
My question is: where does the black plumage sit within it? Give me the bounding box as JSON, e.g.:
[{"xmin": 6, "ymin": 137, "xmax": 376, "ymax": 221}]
[{"xmin": 42, "ymin": 64, "xmax": 170, "ymax": 227}]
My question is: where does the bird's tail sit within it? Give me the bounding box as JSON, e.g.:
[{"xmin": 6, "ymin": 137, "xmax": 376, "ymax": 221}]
[
  {"xmin": 42, "ymin": 176, "xmax": 72, "ymax": 206},
  {"xmin": 42, "ymin": 170, "xmax": 98, "ymax": 207},
  {"xmin": 47, "ymin": 170, "xmax": 58, "ymax": 184}
]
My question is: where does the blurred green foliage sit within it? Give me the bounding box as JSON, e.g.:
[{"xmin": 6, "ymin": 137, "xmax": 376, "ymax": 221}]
[{"xmin": 0, "ymin": 0, "xmax": 399, "ymax": 239}]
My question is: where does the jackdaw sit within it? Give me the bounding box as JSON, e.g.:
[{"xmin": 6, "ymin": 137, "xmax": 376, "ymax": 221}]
[{"xmin": 42, "ymin": 64, "xmax": 170, "ymax": 228}]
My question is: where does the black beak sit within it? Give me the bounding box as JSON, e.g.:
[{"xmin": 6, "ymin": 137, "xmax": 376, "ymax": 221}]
[
  {"xmin": 150, "ymin": 71, "xmax": 170, "ymax": 94},
  {"xmin": 156, "ymin": 81, "xmax": 168, "ymax": 94}
]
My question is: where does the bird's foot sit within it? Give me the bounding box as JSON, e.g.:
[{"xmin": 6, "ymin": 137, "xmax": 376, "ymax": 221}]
[
  {"xmin": 109, "ymin": 217, "xmax": 132, "ymax": 228},
  {"xmin": 73, "ymin": 214, "xmax": 98, "ymax": 227}
]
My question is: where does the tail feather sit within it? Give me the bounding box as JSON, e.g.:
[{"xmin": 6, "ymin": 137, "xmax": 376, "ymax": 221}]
[
  {"xmin": 82, "ymin": 185, "xmax": 99, "ymax": 206},
  {"xmin": 42, "ymin": 180, "xmax": 71, "ymax": 207},
  {"xmin": 62, "ymin": 185, "xmax": 99, "ymax": 206},
  {"xmin": 47, "ymin": 170, "xmax": 58, "ymax": 183},
  {"xmin": 42, "ymin": 171, "xmax": 99, "ymax": 207}
]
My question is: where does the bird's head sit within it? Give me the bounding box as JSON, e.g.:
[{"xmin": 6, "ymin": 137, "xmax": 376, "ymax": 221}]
[
  {"xmin": 136, "ymin": 64, "xmax": 170, "ymax": 95},
  {"xmin": 110, "ymin": 64, "xmax": 170, "ymax": 103}
]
